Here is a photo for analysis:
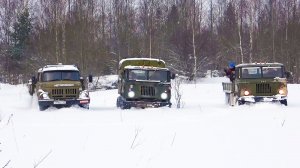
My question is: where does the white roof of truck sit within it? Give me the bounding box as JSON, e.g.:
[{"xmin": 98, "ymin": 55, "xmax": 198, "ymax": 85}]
[
  {"xmin": 38, "ymin": 64, "xmax": 79, "ymax": 72},
  {"xmin": 124, "ymin": 65, "xmax": 169, "ymax": 71},
  {"xmin": 236, "ymin": 62, "xmax": 284, "ymax": 67},
  {"xmin": 119, "ymin": 58, "xmax": 165, "ymax": 66}
]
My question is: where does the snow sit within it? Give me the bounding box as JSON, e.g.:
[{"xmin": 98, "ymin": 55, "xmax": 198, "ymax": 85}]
[
  {"xmin": 1, "ymin": 78, "xmax": 300, "ymax": 168},
  {"xmin": 90, "ymin": 75, "xmax": 118, "ymax": 90},
  {"xmin": 119, "ymin": 58, "xmax": 166, "ymax": 66},
  {"xmin": 38, "ymin": 64, "xmax": 79, "ymax": 72},
  {"xmin": 124, "ymin": 66, "xmax": 169, "ymax": 71}
]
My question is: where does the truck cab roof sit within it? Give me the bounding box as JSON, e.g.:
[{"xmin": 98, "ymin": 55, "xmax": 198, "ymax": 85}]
[
  {"xmin": 38, "ymin": 64, "xmax": 79, "ymax": 73},
  {"xmin": 236, "ymin": 63, "xmax": 284, "ymax": 68},
  {"xmin": 119, "ymin": 58, "xmax": 166, "ymax": 71},
  {"xmin": 124, "ymin": 65, "xmax": 169, "ymax": 71}
]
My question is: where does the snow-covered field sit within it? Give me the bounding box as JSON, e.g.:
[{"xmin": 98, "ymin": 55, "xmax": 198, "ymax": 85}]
[{"xmin": 1, "ymin": 77, "xmax": 300, "ymax": 168}]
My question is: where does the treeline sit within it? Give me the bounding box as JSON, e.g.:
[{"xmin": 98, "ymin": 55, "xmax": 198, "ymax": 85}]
[{"xmin": 0, "ymin": 0, "xmax": 300, "ymax": 83}]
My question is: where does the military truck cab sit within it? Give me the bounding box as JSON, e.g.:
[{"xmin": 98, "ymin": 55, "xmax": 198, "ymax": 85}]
[
  {"xmin": 29, "ymin": 64, "xmax": 90, "ymax": 110},
  {"xmin": 222, "ymin": 63, "xmax": 288, "ymax": 106},
  {"xmin": 117, "ymin": 58, "xmax": 175, "ymax": 109}
]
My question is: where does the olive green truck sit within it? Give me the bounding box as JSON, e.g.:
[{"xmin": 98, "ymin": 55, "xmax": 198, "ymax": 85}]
[
  {"xmin": 28, "ymin": 64, "xmax": 91, "ymax": 110},
  {"xmin": 222, "ymin": 63, "xmax": 289, "ymax": 106},
  {"xmin": 116, "ymin": 58, "xmax": 175, "ymax": 109}
]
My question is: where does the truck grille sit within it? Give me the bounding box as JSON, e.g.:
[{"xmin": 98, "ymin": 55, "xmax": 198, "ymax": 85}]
[
  {"xmin": 256, "ymin": 83, "xmax": 271, "ymax": 93},
  {"xmin": 66, "ymin": 88, "xmax": 77, "ymax": 95},
  {"xmin": 52, "ymin": 89, "xmax": 63, "ymax": 95},
  {"xmin": 141, "ymin": 86, "xmax": 155, "ymax": 96},
  {"xmin": 51, "ymin": 88, "xmax": 78, "ymax": 99}
]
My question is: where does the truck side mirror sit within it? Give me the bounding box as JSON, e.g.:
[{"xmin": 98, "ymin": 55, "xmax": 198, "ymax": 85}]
[
  {"xmin": 31, "ymin": 76, "xmax": 37, "ymax": 84},
  {"xmin": 285, "ymin": 71, "xmax": 292, "ymax": 78},
  {"xmin": 88, "ymin": 74, "xmax": 93, "ymax": 83},
  {"xmin": 170, "ymin": 73, "xmax": 176, "ymax": 79}
]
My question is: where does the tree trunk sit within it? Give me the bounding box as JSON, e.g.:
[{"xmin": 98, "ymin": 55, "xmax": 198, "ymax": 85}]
[
  {"xmin": 238, "ymin": 3, "xmax": 244, "ymax": 63},
  {"xmin": 249, "ymin": 4, "xmax": 254, "ymax": 63},
  {"xmin": 55, "ymin": 2, "xmax": 59, "ymax": 63}
]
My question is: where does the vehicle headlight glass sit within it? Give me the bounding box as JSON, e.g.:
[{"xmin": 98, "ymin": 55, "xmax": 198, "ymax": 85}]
[
  {"xmin": 244, "ymin": 90, "xmax": 250, "ymax": 96},
  {"xmin": 128, "ymin": 91, "xmax": 135, "ymax": 98},
  {"xmin": 279, "ymin": 89, "xmax": 284, "ymax": 95},
  {"xmin": 161, "ymin": 92, "xmax": 168, "ymax": 100},
  {"xmin": 40, "ymin": 92, "xmax": 50, "ymax": 99}
]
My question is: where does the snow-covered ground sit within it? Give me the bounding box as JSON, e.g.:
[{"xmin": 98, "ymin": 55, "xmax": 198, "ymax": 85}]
[{"xmin": 1, "ymin": 77, "xmax": 300, "ymax": 168}]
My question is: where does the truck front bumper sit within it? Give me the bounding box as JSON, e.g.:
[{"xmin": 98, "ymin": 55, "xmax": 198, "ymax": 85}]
[
  {"xmin": 239, "ymin": 95, "xmax": 287, "ymax": 103},
  {"xmin": 120, "ymin": 97, "xmax": 171, "ymax": 108},
  {"xmin": 127, "ymin": 101, "xmax": 171, "ymax": 108},
  {"xmin": 38, "ymin": 99, "xmax": 90, "ymax": 107}
]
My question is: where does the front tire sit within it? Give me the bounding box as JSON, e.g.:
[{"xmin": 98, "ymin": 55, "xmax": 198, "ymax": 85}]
[
  {"xmin": 79, "ymin": 104, "xmax": 89, "ymax": 109},
  {"xmin": 39, "ymin": 105, "xmax": 48, "ymax": 111},
  {"xmin": 280, "ymin": 99, "xmax": 287, "ymax": 106},
  {"xmin": 238, "ymin": 100, "xmax": 245, "ymax": 105}
]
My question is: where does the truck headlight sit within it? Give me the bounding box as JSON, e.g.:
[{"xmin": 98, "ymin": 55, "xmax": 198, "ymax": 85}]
[
  {"xmin": 244, "ymin": 90, "xmax": 250, "ymax": 96},
  {"xmin": 278, "ymin": 89, "xmax": 285, "ymax": 95},
  {"xmin": 128, "ymin": 91, "xmax": 135, "ymax": 98},
  {"xmin": 39, "ymin": 92, "xmax": 50, "ymax": 100},
  {"xmin": 161, "ymin": 92, "xmax": 168, "ymax": 100}
]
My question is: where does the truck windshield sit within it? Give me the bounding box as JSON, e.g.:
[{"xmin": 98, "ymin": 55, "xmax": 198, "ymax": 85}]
[
  {"xmin": 42, "ymin": 71, "xmax": 80, "ymax": 82},
  {"xmin": 241, "ymin": 66, "xmax": 283, "ymax": 79},
  {"xmin": 128, "ymin": 70, "xmax": 169, "ymax": 82},
  {"xmin": 262, "ymin": 67, "xmax": 283, "ymax": 78}
]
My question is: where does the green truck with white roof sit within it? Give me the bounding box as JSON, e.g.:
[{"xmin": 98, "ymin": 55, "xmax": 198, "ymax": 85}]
[
  {"xmin": 222, "ymin": 63, "xmax": 290, "ymax": 106},
  {"xmin": 116, "ymin": 58, "xmax": 175, "ymax": 109},
  {"xmin": 28, "ymin": 64, "xmax": 91, "ymax": 110}
]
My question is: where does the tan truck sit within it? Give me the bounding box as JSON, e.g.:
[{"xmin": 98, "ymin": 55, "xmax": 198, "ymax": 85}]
[{"xmin": 28, "ymin": 64, "xmax": 91, "ymax": 110}]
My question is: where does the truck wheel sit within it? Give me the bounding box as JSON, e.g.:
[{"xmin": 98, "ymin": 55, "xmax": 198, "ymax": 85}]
[
  {"xmin": 39, "ymin": 105, "xmax": 48, "ymax": 111},
  {"xmin": 120, "ymin": 101, "xmax": 131, "ymax": 109},
  {"xmin": 280, "ymin": 100, "xmax": 287, "ymax": 106},
  {"xmin": 118, "ymin": 96, "xmax": 130, "ymax": 109},
  {"xmin": 238, "ymin": 100, "xmax": 245, "ymax": 105},
  {"xmin": 116, "ymin": 96, "xmax": 121, "ymax": 108},
  {"xmin": 79, "ymin": 104, "xmax": 89, "ymax": 109},
  {"xmin": 121, "ymin": 103, "xmax": 131, "ymax": 109}
]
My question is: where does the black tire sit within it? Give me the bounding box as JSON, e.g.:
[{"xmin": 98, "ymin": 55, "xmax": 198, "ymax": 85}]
[
  {"xmin": 116, "ymin": 96, "xmax": 121, "ymax": 108},
  {"xmin": 280, "ymin": 99, "xmax": 287, "ymax": 106},
  {"xmin": 79, "ymin": 104, "xmax": 89, "ymax": 109},
  {"xmin": 39, "ymin": 105, "xmax": 48, "ymax": 111},
  {"xmin": 121, "ymin": 103, "xmax": 131, "ymax": 109},
  {"xmin": 117, "ymin": 96, "xmax": 131, "ymax": 109},
  {"xmin": 238, "ymin": 100, "xmax": 245, "ymax": 105}
]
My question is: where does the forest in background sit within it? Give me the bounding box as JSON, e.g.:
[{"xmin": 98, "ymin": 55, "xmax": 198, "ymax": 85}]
[{"xmin": 1, "ymin": 0, "xmax": 300, "ymax": 84}]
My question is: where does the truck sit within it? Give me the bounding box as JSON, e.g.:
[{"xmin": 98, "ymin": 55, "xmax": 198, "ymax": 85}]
[
  {"xmin": 28, "ymin": 64, "xmax": 91, "ymax": 110},
  {"xmin": 116, "ymin": 58, "xmax": 175, "ymax": 109},
  {"xmin": 222, "ymin": 63, "xmax": 289, "ymax": 106}
]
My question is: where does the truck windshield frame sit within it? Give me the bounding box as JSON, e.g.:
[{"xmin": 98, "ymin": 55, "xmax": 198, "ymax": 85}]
[
  {"xmin": 127, "ymin": 69, "xmax": 169, "ymax": 82},
  {"xmin": 42, "ymin": 71, "xmax": 80, "ymax": 82},
  {"xmin": 241, "ymin": 66, "xmax": 284, "ymax": 79}
]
